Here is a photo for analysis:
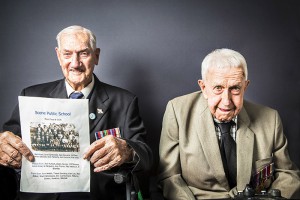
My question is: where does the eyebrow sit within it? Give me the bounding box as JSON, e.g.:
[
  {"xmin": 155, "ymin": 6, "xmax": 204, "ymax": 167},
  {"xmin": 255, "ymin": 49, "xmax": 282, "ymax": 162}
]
[
  {"xmin": 211, "ymin": 81, "xmax": 243, "ymax": 87},
  {"xmin": 61, "ymin": 48, "xmax": 89, "ymax": 53},
  {"xmin": 211, "ymin": 81, "xmax": 226, "ymax": 87}
]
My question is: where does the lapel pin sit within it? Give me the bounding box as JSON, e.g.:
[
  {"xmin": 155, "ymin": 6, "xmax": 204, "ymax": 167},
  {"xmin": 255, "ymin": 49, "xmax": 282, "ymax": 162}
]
[
  {"xmin": 97, "ymin": 108, "xmax": 103, "ymax": 114},
  {"xmin": 89, "ymin": 113, "xmax": 96, "ymax": 120}
]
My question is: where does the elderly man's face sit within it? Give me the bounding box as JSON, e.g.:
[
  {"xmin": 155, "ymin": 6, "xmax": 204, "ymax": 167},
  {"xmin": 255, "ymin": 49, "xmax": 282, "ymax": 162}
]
[
  {"xmin": 198, "ymin": 67, "xmax": 249, "ymax": 122},
  {"xmin": 55, "ymin": 32, "xmax": 100, "ymax": 91}
]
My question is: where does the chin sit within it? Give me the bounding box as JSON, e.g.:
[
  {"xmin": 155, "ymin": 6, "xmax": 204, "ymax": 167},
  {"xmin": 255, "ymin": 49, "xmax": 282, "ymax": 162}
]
[
  {"xmin": 215, "ymin": 114, "xmax": 234, "ymax": 122},
  {"xmin": 69, "ymin": 77, "xmax": 84, "ymax": 83}
]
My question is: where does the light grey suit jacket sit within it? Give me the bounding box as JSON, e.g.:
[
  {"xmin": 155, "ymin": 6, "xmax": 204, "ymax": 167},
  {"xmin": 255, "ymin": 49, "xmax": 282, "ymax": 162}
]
[{"xmin": 158, "ymin": 91, "xmax": 300, "ymax": 199}]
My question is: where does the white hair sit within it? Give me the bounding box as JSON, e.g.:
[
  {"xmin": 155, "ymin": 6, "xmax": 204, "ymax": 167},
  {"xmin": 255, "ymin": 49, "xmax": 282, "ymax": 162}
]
[
  {"xmin": 56, "ymin": 25, "xmax": 97, "ymax": 50},
  {"xmin": 201, "ymin": 48, "xmax": 248, "ymax": 80}
]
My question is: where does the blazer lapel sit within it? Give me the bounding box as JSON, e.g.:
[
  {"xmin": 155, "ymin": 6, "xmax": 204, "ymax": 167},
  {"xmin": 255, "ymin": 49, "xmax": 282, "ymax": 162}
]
[
  {"xmin": 195, "ymin": 95, "xmax": 229, "ymax": 188},
  {"xmin": 88, "ymin": 77, "xmax": 109, "ymax": 133},
  {"xmin": 49, "ymin": 79, "xmax": 68, "ymax": 98},
  {"xmin": 236, "ymin": 107, "xmax": 254, "ymax": 191}
]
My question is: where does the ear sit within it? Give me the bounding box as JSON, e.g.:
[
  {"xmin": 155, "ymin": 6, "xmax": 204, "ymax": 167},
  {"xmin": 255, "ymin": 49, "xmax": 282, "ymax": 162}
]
[
  {"xmin": 94, "ymin": 48, "xmax": 100, "ymax": 65},
  {"xmin": 244, "ymin": 80, "xmax": 250, "ymax": 91},
  {"xmin": 55, "ymin": 47, "xmax": 62, "ymax": 66},
  {"xmin": 198, "ymin": 80, "xmax": 208, "ymax": 99}
]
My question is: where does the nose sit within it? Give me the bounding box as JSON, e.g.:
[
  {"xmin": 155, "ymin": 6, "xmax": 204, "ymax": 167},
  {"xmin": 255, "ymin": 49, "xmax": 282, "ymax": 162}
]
[
  {"xmin": 70, "ymin": 54, "xmax": 81, "ymax": 68},
  {"xmin": 221, "ymin": 89, "xmax": 232, "ymax": 106}
]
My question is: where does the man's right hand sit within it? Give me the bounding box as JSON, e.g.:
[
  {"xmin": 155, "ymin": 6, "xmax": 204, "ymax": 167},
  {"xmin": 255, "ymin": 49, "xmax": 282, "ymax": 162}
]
[{"xmin": 0, "ymin": 131, "xmax": 34, "ymax": 168}]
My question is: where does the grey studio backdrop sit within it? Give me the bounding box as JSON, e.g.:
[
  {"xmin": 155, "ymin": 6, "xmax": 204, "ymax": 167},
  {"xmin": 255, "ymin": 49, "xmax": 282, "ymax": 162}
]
[{"xmin": 0, "ymin": 0, "xmax": 299, "ymax": 197}]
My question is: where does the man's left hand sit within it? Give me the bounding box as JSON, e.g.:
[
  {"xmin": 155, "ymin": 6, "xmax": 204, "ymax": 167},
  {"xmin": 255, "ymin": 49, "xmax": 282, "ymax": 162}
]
[{"xmin": 83, "ymin": 135, "xmax": 133, "ymax": 172}]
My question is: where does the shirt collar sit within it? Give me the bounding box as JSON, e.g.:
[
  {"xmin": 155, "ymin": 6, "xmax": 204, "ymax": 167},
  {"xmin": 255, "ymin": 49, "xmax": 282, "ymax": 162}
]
[{"xmin": 65, "ymin": 75, "xmax": 94, "ymax": 99}]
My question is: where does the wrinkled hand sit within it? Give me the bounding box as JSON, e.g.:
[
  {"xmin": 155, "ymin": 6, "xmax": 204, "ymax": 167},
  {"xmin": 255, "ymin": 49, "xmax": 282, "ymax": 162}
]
[
  {"xmin": 83, "ymin": 135, "xmax": 133, "ymax": 172},
  {"xmin": 0, "ymin": 131, "xmax": 34, "ymax": 168}
]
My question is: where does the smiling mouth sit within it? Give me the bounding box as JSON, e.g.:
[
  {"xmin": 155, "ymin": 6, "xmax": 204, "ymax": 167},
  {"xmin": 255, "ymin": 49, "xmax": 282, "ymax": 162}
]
[
  {"xmin": 70, "ymin": 68, "xmax": 84, "ymax": 74},
  {"xmin": 218, "ymin": 108, "xmax": 232, "ymax": 112}
]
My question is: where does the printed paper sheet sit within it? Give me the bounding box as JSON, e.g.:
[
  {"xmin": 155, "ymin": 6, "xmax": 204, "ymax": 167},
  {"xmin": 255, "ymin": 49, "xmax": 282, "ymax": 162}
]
[{"xmin": 18, "ymin": 96, "xmax": 90, "ymax": 193}]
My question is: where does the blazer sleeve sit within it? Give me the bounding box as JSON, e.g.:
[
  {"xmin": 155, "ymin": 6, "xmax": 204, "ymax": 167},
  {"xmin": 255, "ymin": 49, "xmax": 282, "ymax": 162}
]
[
  {"xmin": 1, "ymin": 89, "xmax": 26, "ymax": 135},
  {"xmin": 158, "ymin": 101, "xmax": 195, "ymax": 200},
  {"xmin": 269, "ymin": 111, "xmax": 300, "ymax": 199},
  {"xmin": 122, "ymin": 96, "xmax": 153, "ymax": 172}
]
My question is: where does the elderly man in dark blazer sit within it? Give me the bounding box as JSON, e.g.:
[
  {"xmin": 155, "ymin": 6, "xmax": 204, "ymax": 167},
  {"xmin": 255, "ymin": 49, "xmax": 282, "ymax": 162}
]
[
  {"xmin": 158, "ymin": 48, "xmax": 300, "ymax": 199},
  {"xmin": 0, "ymin": 25, "xmax": 153, "ymax": 200}
]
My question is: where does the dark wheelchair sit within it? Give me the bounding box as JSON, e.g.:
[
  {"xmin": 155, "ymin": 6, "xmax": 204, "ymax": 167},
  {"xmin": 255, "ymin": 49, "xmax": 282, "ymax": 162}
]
[{"xmin": 114, "ymin": 168, "xmax": 143, "ymax": 200}]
